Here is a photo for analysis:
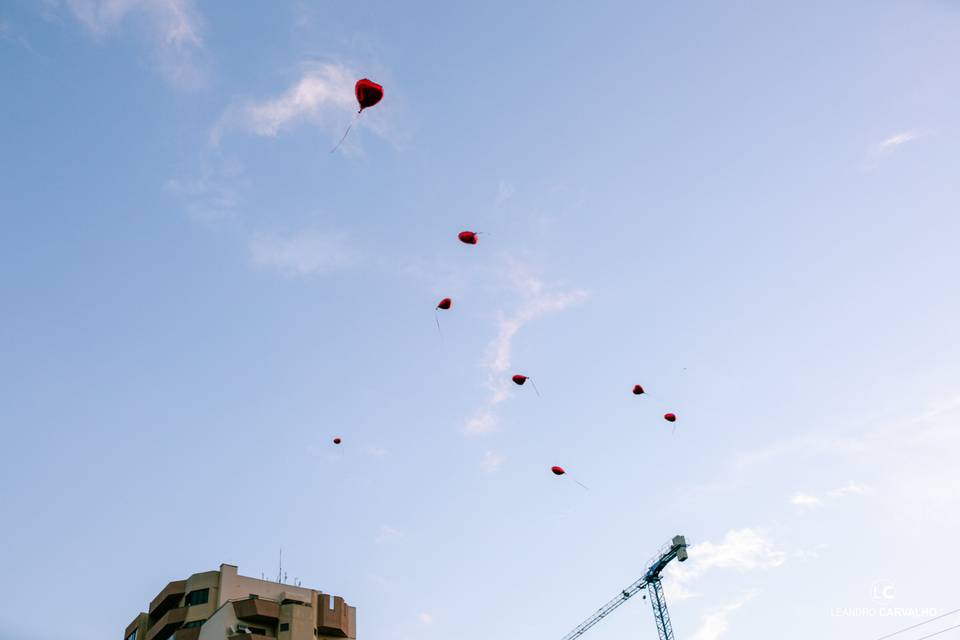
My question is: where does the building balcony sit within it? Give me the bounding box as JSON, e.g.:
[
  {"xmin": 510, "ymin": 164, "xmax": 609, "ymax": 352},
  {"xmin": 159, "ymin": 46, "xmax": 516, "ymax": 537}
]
[
  {"xmin": 173, "ymin": 629, "xmax": 200, "ymax": 640},
  {"xmin": 149, "ymin": 580, "xmax": 187, "ymax": 619},
  {"xmin": 146, "ymin": 606, "xmax": 187, "ymax": 640},
  {"xmin": 317, "ymin": 595, "xmax": 354, "ymax": 638},
  {"xmin": 233, "ymin": 598, "xmax": 280, "ymax": 624},
  {"xmin": 125, "ymin": 613, "xmax": 147, "ymax": 640}
]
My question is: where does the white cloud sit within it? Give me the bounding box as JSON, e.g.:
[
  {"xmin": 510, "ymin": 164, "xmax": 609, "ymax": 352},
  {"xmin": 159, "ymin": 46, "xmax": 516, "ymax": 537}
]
[
  {"xmin": 684, "ymin": 432, "xmax": 874, "ymax": 508},
  {"xmin": 480, "ymin": 450, "xmax": 505, "ymax": 473},
  {"xmin": 56, "ymin": 0, "xmax": 205, "ymax": 87},
  {"xmin": 790, "ymin": 482, "xmax": 870, "ymax": 509},
  {"xmin": 689, "ymin": 529, "xmax": 786, "ymax": 573},
  {"xmin": 668, "ymin": 529, "xmax": 785, "ymax": 597},
  {"xmin": 677, "ymin": 395, "xmax": 960, "ymax": 631},
  {"xmin": 483, "ymin": 262, "xmax": 587, "ymax": 404},
  {"xmin": 249, "ymin": 230, "xmax": 354, "ymax": 277},
  {"xmin": 791, "ymin": 492, "xmax": 822, "ymax": 508},
  {"xmin": 689, "ymin": 591, "xmax": 756, "ymax": 640},
  {"xmin": 215, "ymin": 64, "xmax": 359, "ymax": 143},
  {"xmin": 458, "ymin": 260, "xmax": 586, "ymax": 446},
  {"xmin": 862, "ymin": 129, "xmax": 922, "ymax": 171},
  {"xmin": 879, "ymin": 131, "xmax": 916, "ymax": 151},
  {"xmin": 793, "ymin": 544, "xmax": 828, "ymax": 563},
  {"xmin": 418, "ymin": 613, "xmax": 434, "ymax": 625},
  {"xmin": 63, "ymin": 0, "xmax": 200, "ymax": 43},
  {"xmin": 375, "ymin": 525, "xmax": 402, "ymax": 544},
  {"xmin": 827, "ymin": 482, "xmax": 870, "ymax": 498},
  {"xmin": 464, "ymin": 411, "xmax": 498, "ymax": 436}
]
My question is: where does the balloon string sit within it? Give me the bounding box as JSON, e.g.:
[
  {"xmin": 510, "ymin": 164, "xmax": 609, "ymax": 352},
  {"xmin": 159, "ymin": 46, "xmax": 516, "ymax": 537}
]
[
  {"xmin": 434, "ymin": 309, "xmax": 443, "ymax": 340},
  {"xmin": 573, "ymin": 478, "xmax": 590, "ymax": 491},
  {"xmin": 331, "ymin": 112, "xmax": 361, "ymax": 153},
  {"xmin": 530, "ymin": 379, "xmax": 541, "ymax": 397}
]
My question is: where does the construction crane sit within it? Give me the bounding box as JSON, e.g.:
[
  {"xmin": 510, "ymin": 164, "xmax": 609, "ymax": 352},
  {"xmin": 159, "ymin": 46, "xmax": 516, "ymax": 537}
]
[{"xmin": 560, "ymin": 535, "xmax": 689, "ymax": 640}]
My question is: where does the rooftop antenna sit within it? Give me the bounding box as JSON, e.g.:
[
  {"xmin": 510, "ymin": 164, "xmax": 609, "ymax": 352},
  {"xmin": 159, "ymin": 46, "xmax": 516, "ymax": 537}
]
[{"xmin": 277, "ymin": 549, "xmax": 283, "ymax": 583}]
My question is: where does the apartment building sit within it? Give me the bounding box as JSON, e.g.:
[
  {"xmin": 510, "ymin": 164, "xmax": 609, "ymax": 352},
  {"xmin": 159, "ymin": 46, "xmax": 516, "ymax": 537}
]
[{"xmin": 124, "ymin": 564, "xmax": 356, "ymax": 640}]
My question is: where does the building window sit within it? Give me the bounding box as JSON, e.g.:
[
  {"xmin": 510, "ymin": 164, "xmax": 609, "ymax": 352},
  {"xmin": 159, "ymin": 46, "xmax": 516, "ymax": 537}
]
[
  {"xmin": 182, "ymin": 620, "xmax": 205, "ymax": 629},
  {"xmin": 280, "ymin": 623, "xmax": 290, "ymax": 632},
  {"xmin": 248, "ymin": 627, "xmax": 266, "ymax": 636},
  {"xmin": 126, "ymin": 630, "xmax": 137, "ymax": 640},
  {"xmin": 185, "ymin": 588, "xmax": 209, "ymax": 606}
]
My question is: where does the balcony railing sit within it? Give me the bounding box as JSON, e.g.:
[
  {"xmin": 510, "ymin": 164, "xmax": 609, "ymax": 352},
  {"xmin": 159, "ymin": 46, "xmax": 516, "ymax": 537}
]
[
  {"xmin": 233, "ymin": 598, "xmax": 280, "ymax": 624},
  {"xmin": 172, "ymin": 628, "xmax": 200, "ymax": 640},
  {"xmin": 145, "ymin": 607, "xmax": 187, "ymax": 640},
  {"xmin": 149, "ymin": 581, "xmax": 187, "ymax": 619}
]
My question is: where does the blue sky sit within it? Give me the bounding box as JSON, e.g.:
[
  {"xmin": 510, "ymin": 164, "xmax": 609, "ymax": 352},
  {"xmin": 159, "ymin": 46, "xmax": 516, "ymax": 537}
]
[{"xmin": 2, "ymin": 2, "xmax": 960, "ymax": 639}]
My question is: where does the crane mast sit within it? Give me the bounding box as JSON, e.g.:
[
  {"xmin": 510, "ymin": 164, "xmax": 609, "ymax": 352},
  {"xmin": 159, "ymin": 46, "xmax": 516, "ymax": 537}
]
[
  {"xmin": 647, "ymin": 576, "xmax": 674, "ymax": 640},
  {"xmin": 559, "ymin": 535, "xmax": 688, "ymax": 640}
]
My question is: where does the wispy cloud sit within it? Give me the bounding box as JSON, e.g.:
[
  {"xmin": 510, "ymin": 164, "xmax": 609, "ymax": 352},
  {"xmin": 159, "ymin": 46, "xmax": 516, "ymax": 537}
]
[
  {"xmin": 790, "ymin": 492, "xmax": 822, "ymax": 509},
  {"xmin": 480, "ymin": 450, "xmax": 505, "ymax": 473},
  {"xmin": 879, "ymin": 131, "xmax": 916, "ymax": 151},
  {"xmin": 375, "ymin": 525, "xmax": 402, "ymax": 544},
  {"xmin": 886, "ymin": 398, "xmax": 960, "ymax": 514},
  {"xmin": 55, "ymin": 0, "xmax": 206, "ymax": 88},
  {"xmin": 495, "ymin": 180, "xmax": 515, "ymax": 206},
  {"xmin": 863, "ymin": 130, "xmax": 920, "ymax": 171},
  {"xmin": 701, "ymin": 394, "xmax": 960, "ymax": 524},
  {"xmin": 826, "ymin": 481, "xmax": 870, "ymax": 498},
  {"xmin": 214, "ymin": 63, "xmax": 369, "ymax": 145},
  {"xmin": 734, "ymin": 434, "xmax": 868, "ymax": 472},
  {"xmin": 168, "ymin": 163, "xmax": 356, "ymax": 278},
  {"xmin": 689, "ymin": 591, "xmax": 757, "ymax": 640},
  {"xmin": 463, "ymin": 411, "xmax": 498, "ymax": 436},
  {"xmin": 462, "ymin": 260, "xmax": 586, "ymax": 437},
  {"xmin": 0, "ymin": 18, "xmax": 37, "ymax": 54},
  {"xmin": 165, "ymin": 161, "xmax": 243, "ymax": 225},
  {"xmin": 791, "ymin": 481, "xmax": 870, "ymax": 509},
  {"xmin": 793, "ymin": 544, "xmax": 828, "ymax": 563},
  {"xmin": 249, "ymin": 230, "xmax": 355, "ymax": 277},
  {"xmin": 483, "ymin": 261, "xmax": 587, "ymax": 404}
]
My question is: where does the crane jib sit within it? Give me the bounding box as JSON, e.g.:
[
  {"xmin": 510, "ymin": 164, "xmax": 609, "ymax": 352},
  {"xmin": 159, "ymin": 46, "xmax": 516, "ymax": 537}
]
[{"xmin": 558, "ymin": 535, "xmax": 688, "ymax": 640}]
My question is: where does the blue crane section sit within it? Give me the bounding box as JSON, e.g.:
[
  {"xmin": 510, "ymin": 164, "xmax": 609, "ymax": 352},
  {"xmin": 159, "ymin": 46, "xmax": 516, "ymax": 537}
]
[{"xmin": 559, "ymin": 535, "xmax": 689, "ymax": 640}]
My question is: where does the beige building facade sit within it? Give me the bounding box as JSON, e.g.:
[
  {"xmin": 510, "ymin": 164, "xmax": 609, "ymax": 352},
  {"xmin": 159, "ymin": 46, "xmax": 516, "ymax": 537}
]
[{"xmin": 124, "ymin": 564, "xmax": 356, "ymax": 640}]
